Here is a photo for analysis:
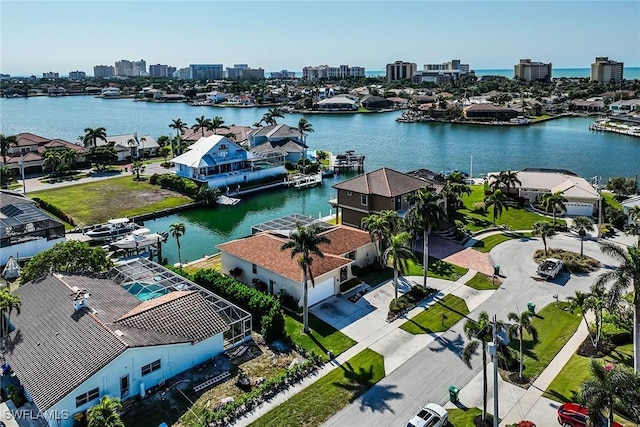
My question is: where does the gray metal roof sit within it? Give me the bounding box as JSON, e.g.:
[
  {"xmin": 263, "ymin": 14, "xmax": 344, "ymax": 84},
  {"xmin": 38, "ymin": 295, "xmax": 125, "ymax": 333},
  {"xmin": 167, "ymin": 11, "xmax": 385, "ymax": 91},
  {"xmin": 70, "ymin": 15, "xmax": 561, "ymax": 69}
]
[{"xmin": 0, "ymin": 203, "xmax": 64, "ymax": 240}]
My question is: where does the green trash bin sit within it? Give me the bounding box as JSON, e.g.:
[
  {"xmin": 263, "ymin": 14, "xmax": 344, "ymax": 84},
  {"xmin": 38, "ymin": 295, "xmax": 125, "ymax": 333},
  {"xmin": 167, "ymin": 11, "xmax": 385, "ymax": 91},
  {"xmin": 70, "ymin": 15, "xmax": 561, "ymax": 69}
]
[
  {"xmin": 493, "ymin": 265, "xmax": 501, "ymax": 276},
  {"xmin": 527, "ymin": 302, "xmax": 536, "ymax": 313},
  {"xmin": 448, "ymin": 385, "xmax": 459, "ymax": 403}
]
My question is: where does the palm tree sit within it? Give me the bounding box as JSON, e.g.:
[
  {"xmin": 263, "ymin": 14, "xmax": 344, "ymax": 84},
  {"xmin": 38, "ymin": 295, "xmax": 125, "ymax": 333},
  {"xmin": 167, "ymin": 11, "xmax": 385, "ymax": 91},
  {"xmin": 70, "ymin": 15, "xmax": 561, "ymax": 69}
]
[
  {"xmin": 280, "ymin": 223, "xmax": 330, "ymax": 334},
  {"xmin": 507, "ymin": 310, "xmax": 538, "ymax": 379},
  {"xmin": 532, "ymin": 221, "xmax": 556, "ymax": 256},
  {"xmin": 581, "ymin": 360, "xmax": 636, "ymax": 427},
  {"xmin": 445, "ymin": 172, "xmax": 471, "ymax": 213},
  {"xmin": 170, "ymin": 222, "xmax": 186, "ymax": 267},
  {"xmin": 196, "ymin": 185, "xmax": 221, "ymax": 206},
  {"xmin": 382, "ymin": 231, "xmax": 417, "ymax": 306},
  {"xmin": 407, "ymin": 189, "xmax": 446, "ymax": 288},
  {"xmin": 86, "ymin": 395, "xmax": 124, "ymax": 427},
  {"xmin": 361, "ymin": 213, "xmax": 390, "ymax": 268},
  {"xmin": 208, "ymin": 116, "xmax": 227, "ymax": 134},
  {"xmin": 130, "ymin": 160, "xmax": 145, "ymax": 180},
  {"xmin": 315, "ymin": 150, "xmax": 329, "ymax": 170},
  {"xmin": 571, "ymin": 216, "xmax": 595, "ymax": 256},
  {"xmin": 192, "ymin": 116, "xmax": 212, "ymax": 137},
  {"xmin": 489, "ymin": 170, "xmax": 521, "ymax": 193},
  {"xmin": 297, "ymin": 118, "xmax": 314, "ymax": 161},
  {"xmin": 262, "ymin": 107, "xmax": 284, "ymax": 126},
  {"xmin": 463, "ymin": 311, "xmax": 496, "ymax": 421},
  {"xmin": 484, "ymin": 189, "xmax": 509, "ymax": 225},
  {"xmin": 0, "ymin": 288, "xmax": 21, "ymax": 339},
  {"xmin": 541, "ymin": 191, "xmax": 567, "ymax": 225},
  {"xmin": 43, "ymin": 149, "xmax": 63, "ymax": 175},
  {"xmin": 596, "ymin": 242, "xmax": 640, "ymax": 373},
  {"xmin": 61, "ymin": 148, "xmax": 79, "ymax": 170},
  {"xmin": 0, "ymin": 134, "xmax": 17, "ymax": 164},
  {"xmin": 169, "ymin": 119, "xmax": 187, "ymax": 155},
  {"xmin": 82, "ymin": 127, "xmax": 107, "ymax": 149}
]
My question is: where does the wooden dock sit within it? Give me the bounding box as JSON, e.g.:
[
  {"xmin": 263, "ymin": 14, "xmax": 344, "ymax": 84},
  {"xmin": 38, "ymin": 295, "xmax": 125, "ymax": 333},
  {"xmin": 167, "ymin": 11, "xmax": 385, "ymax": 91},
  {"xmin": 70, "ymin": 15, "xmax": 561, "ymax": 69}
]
[
  {"xmin": 332, "ymin": 150, "xmax": 365, "ymax": 173},
  {"xmin": 284, "ymin": 173, "xmax": 323, "ymax": 189}
]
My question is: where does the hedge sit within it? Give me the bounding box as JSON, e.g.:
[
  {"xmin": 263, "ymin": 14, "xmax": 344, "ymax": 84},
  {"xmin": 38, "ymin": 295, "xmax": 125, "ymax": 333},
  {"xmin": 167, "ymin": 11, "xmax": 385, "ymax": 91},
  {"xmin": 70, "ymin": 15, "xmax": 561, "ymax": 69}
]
[
  {"xmin": 33, "ymin": 197, "xmax": 77, "ymax": 226},
  {"xmin": 151, "ymin": 173, "xmax": 200, "ymax": 198},
  {"xmin": 192, "ymin": 268, "xmax": 286, "ymax": 341}
]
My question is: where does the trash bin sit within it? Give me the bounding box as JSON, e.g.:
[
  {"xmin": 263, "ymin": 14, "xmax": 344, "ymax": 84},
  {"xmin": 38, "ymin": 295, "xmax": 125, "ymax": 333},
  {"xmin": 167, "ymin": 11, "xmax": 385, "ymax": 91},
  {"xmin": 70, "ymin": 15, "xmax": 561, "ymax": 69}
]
[
  {"xmin": 493, "ymin": 265, "xmax": 500, "ymax": 276},
  {"xmin": 448, "ymin": 385, "xmax": 459, "ymax": 403},
  {"xmin": 527, "ymin": 302, "xmax": 536, "ymax": 313}
]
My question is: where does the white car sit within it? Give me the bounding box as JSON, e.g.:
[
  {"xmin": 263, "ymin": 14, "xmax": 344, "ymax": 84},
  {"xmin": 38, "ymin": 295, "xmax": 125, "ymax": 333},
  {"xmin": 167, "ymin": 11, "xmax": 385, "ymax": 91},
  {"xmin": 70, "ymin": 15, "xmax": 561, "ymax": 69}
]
[{"xmin": 407, "ymin": 403, "xmax": 449, "ymax": 427}]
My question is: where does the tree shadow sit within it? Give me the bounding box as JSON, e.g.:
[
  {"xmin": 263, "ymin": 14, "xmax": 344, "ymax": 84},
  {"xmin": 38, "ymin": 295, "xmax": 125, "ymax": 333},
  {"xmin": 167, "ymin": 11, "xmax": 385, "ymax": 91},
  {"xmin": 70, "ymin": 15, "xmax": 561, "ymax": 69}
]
[
  {"xmin": 357, "ymin": 383, "xmax": 404, "ymax": 414},
  {"xmin": 429, "ymin": 331, "xmax": 466, "ymax": 358}
]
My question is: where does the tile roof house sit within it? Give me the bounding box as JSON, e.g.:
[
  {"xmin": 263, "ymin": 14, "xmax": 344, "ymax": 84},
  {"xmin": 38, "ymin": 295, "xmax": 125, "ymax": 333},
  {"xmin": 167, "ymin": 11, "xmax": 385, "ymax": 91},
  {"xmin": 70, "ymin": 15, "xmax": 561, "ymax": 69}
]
[
  {"xmin": 247, "ymin": 123, "xmax": 304, "ymax": 149},
  {"xmin": 4, "ymin": 132, "xmax": 87, "ymax": 175},
  {"xmin": 0, "ymin": 190, "xmax": 66, "ymax": 266},
  {"xmin": 217, "ymin": 225, "xmax": 376, "ymax": 306},
  {"xmin": 4, "ymin": 260, "xmax": 250, "ymax": 427},
  {"xmin": 463, "ymin": 104, "xmax": 519, "ymax": 121},
  {"xmin": 103, "ymin": 133, "xmax": 160, "ymax": 161},
  {"xmin": 331, "ymin": 167, "xmax": 444, "ymax": 228},
  {"xmin": 183, "ymin": 125, "xmax": 253, "ymax": 146}
]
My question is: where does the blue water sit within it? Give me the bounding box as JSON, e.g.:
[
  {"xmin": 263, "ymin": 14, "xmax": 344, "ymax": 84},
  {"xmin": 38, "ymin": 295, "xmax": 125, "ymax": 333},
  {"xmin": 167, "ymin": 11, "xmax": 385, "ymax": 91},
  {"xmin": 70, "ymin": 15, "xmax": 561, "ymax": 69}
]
[{"xmin": 1, "ymin": 96, "xmax": 639, "ymax": 264}]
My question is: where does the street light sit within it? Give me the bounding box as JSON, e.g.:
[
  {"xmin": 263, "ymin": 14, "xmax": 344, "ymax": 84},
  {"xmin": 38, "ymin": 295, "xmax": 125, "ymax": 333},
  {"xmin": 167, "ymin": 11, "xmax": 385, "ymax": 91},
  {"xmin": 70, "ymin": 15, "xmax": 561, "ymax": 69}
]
[{"xmin": 18, "ymin": 154, "xmax": 26, "ymax": 195}]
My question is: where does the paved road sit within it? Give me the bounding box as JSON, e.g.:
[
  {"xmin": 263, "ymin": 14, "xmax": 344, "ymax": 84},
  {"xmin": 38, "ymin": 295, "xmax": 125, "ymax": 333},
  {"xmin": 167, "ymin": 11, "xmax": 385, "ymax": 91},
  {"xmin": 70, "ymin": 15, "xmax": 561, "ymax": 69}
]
[{"xmin": 323, "ymin": 232, "xmax": 633, "ymax": 427}]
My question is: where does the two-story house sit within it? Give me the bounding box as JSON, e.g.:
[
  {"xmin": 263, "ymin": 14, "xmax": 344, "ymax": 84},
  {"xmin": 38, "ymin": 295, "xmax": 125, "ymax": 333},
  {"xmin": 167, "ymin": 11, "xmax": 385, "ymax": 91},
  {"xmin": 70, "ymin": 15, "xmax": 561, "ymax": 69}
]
[
  {"xmin": 247, "ymin": 124, "xmax": 308, "ymax": 163},
  {"xmin": 4, "ymin": 133, "xmax": 87, "ymax": 175}
]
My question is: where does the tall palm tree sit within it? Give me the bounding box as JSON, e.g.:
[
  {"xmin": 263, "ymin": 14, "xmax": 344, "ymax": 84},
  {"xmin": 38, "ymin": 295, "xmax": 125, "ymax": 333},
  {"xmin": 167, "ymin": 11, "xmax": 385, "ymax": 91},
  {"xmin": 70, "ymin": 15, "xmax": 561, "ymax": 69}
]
[
  {"xmin": 361, "ymin": 212, "xmax": 390, "ymax": 268},
  {"xmin": 507, "ymin": 310, "xmax": 538, "ymax": 379},
  {"xmin": 489, "ymin": 170, "xmax": 521, "ymax": 193},
  {"xmin": 192, "ymin": 116, "xmax": 212, "ymax": 137},
  {"xmin": 571, "ymin": 216, "xmax": 595, "ymax": 256},
  {"xmin": 484, "ymin": 189, "xmax": 509, "ymax": 225},
  {"xmin": 382, "ymin": 231, "xmax": 417, "ymax": 306},
  {"xmin": 280, "ymin": 223, "xmax": 330, "ymax": 334},
  {"xmin": 463, "ymin": 311, "xmax": 496, "ymax": 421},
  {"xmin": 86, "ymin": 395, "xmax": 125, "ymax": 427},
  {"xmin": 596, "ymin": 242, "xmax": 640, "ymax": 373},
  {"xmin": 0, "ymin": 288, "xmax": 21, "ymax": 339},
  {"xmin": 0, "ymin": 134, "xmax": 17, "ymax": 164},
  {"xmin": 208, "ymin": 116, "xmax": 227, "ymax": 134},
  {"xmin": 445, "ymin": 173, "xmax": 471, "ymax": 213},
  {"xmin": 61, "ymin": 148, "xmax": 79, "ymax": 170},
  {"xmin": 169, "ymin": 222, "xmax": 186, "ymax": 267},
  {"xmin": 82, "ymin": 127, "xmax": 107, "ymax": 149},
  {"xmin": 297, "ymin": 118, "xmax": 314, "ymax": 161},
  {"xmin": 532, "ymin": 221, "xmax": 556, "ymax": 256},
  {"xmin": 169, "ymin": 119, "xmax": 187, "ymax": 155},
  {"xmin": 130, "ymin": 160, "xmax": 145, "ymax": 180},
  {"xmin": 262, "ymin": 107, "xmax": 285, "ymax": 126},
  {"xmin": 43, "ymin": 149, "xmax": 62, "ymax": 175},
  {"xmin": 541, "ymin": 191, "xmax": 567, "ymax": 225},
  {"xmin": 407, "ymin": 189, "xmax": 446, "ymax": 288},
  {"xmin": 581, "ymin": 360, "xmax": 636, "ymax": 427}
]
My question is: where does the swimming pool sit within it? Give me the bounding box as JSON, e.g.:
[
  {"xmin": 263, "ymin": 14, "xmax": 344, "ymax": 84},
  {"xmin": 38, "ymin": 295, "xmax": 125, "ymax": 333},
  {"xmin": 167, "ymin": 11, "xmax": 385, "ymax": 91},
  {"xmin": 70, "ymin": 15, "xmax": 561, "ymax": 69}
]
[{"xmin": 122, "ymin": 281, "xmax": 170, "ymax": 302}]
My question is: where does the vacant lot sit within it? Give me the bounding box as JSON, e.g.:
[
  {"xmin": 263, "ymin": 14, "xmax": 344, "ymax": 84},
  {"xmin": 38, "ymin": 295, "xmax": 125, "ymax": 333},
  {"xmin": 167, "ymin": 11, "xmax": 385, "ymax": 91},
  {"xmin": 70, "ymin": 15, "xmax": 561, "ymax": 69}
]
[{"xmin": 31, "ymin": 176, "xmax": 192, "ymax": 225}]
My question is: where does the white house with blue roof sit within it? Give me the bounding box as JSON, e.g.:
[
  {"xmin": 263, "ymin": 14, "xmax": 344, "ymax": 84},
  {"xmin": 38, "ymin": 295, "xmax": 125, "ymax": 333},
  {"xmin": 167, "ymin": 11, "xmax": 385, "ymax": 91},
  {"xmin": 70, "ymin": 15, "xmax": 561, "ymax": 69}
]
[{"xmin": 172, "ymin": 135, "xmax": 285, "ymax": 189}]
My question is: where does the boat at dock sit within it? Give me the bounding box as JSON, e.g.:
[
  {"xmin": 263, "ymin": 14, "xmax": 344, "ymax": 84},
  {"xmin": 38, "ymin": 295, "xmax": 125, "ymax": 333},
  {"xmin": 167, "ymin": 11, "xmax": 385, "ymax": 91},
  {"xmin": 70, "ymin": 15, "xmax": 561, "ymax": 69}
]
[
  {"xmin": 110, "ymin": 227, "xmax": 168, "ymax": 250},
  {"xmin": 86, "ymin": 218, "xmax": 139, "ymax": 241}
]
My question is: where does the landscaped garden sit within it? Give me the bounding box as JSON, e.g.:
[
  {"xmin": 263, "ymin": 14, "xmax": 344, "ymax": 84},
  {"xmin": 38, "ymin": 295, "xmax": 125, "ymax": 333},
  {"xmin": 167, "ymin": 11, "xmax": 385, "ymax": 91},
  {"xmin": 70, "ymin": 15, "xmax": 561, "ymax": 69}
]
[
  {"xmin": 248, "ymin": 348, "xmax": 385, "ymax": 427},
  {"xmin": 533, "ymin": 248, "xmax": 601, "ymax": 274},
  {"xmin": 472, "ymin": 232, "xmax": 532, "ymax": 253},
  {"xmin": 400, "ymin": 294, "xmax": 470, "ymax": 334},
  {"xmin": 358, "ymin": 256, "xmax": 468, "ymax": 287},
  {"xmin": 284, "ymin": 313, "xmax": 356, "ymax": 362},
  {"xmin": 464, "ymin": 272, "xmax": 499, "ymax": 290}
]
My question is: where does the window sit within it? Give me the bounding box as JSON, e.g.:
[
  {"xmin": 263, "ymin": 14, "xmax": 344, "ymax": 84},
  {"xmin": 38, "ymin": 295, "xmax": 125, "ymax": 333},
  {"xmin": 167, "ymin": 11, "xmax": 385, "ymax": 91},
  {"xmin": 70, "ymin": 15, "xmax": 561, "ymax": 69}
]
[
  {"xmin": 361, "ymin": 194, "xmax": 368, "ymax": 205},
  {"xmin": 141, "ymin": 359, "xmax": 161, "ymax": 376},
  {"xmin": 252, "ymin": 264, "xmax": 257, "ymax": 274},
  {"xmin": 75, "ymin": 387, "xmax": 99, "ymax": 407},
  {"xmin": 347, "ymin": 191, "xmax": 352, "ymax": 196},
  {"xmin": 346, "ymin": 251, "xmax": 356, "ymax": 260}
]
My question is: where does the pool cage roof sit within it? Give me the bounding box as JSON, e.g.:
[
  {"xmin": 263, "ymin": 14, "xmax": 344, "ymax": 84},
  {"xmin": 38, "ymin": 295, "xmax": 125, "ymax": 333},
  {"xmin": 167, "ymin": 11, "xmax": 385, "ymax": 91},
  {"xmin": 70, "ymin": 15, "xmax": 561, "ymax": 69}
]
[
  {"xmin": 251, "ymin": 213, "xmax": 334, "ymax": 235},
  {"xmin": 109, "ymin": 258, "xmax": 251, "ymax": 348},
  {"xmin": 0, "ymin": 203, "xmax": 64, "ymax": 240}
]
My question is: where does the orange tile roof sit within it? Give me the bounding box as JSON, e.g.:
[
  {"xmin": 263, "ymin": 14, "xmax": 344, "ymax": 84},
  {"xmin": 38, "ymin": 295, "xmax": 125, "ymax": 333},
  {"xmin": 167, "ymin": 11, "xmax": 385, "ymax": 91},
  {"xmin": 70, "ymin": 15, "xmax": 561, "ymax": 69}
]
[
  {"xmin": 332, "ymin": 167, "xmax": 429, "ymax": 197},
  {"xmin": 318, "ymin": 225, "xmax": 372, "ymax": 255}
]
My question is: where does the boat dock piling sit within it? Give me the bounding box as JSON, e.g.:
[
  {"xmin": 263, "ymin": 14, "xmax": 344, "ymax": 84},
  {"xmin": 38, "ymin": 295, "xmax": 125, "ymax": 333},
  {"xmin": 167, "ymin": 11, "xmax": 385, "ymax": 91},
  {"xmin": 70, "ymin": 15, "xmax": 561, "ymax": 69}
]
[{"xmin": 331, "ymin": 150, "xmax": 365, "ymax": 173}]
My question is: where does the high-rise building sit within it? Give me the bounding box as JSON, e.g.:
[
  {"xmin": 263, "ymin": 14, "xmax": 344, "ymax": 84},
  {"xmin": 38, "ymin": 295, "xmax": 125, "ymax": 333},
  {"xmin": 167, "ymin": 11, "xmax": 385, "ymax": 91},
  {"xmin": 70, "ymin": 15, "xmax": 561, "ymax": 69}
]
[
  {"xmin": 591, "ymin": 57, "xmax": 624, "ymax": 83},
  {"xmin": 189, "ymin": 64, "xmax": 224, "ymax": 80},
  {"xmin": 68, "ymin": 70, "xmax": 86, "ymax": 80},
  {"xmin": 42, "ymin": 72, "xmax": 59, "ymax": 79},
  {"xmin": 93, "ymin": 65, "xmax": 115, "ymax": 78},
  {"xmin": 386, "ymin": 61, "xmax": 417, "ymax": 82},
  {"xmin": 302, "ymin": 64, "xmax": 366, "ymax": 81},
  {"xmin": 115, "ymin": 59, "xmax": 147, "ymax": 77},
  {"xmin": 412, "ymin": 59, "xmax": 472, "ymax": 84},
  {"xmin": 514, "ymin": 59, "xmax": 552, "ymax": 81},
  {"xmin": 270, "ymin": 70, "xmax": 296, "ymax": 79},
  {"xmin": 149, "ymin": 64, "xmax": 174, "ymax": 78}
]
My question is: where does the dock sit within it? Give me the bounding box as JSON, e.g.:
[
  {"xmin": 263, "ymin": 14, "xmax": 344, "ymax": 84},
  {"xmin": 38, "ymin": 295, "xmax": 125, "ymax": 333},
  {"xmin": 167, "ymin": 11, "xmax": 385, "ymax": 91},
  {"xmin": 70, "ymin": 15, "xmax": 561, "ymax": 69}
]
[
  {"xmin": 284, "ymin": 173, "xmax": 323, "ymax": 189},
  {"xmin": 332, "ymin": 150, "xmax": 365, "ymax": 173}
]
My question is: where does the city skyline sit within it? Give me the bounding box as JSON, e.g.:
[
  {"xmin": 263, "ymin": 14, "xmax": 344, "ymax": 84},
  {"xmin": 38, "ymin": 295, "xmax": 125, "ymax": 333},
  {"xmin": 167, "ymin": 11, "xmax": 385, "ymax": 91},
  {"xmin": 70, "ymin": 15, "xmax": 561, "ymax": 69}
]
[{"xmin": 1, "ymin": 1, "xmax": 639, "ymax": 76}]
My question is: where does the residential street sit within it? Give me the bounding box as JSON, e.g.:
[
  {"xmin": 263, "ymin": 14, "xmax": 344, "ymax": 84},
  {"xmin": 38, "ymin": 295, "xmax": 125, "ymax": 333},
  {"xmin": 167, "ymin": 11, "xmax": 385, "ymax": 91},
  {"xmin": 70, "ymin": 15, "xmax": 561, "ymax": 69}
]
[{"xmin": 323, "ymin": 231, "xmax": 634, "ymax": 427}]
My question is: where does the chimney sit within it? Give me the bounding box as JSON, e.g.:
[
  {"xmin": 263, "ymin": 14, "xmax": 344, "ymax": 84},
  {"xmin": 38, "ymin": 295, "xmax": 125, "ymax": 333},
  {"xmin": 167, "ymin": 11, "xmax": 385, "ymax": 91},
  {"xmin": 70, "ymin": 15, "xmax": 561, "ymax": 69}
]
[{"xmin": 71, "ymin": 287, "xmax": 91, "ymax": 312}]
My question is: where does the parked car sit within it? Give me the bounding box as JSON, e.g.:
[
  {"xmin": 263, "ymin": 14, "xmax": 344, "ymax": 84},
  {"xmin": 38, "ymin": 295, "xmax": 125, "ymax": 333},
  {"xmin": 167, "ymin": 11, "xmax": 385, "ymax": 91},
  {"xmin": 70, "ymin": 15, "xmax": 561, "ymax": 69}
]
[
  {"xmin": 557, "ymin": 402, "xmax": 623, "ymax": 427},
  {"xmin": 537, "ymin": 257, "xmax": 564, "ymax": 279},
  {"xmin": 407, "ymin": 403, "xmax": 448, "ymax": 427}
]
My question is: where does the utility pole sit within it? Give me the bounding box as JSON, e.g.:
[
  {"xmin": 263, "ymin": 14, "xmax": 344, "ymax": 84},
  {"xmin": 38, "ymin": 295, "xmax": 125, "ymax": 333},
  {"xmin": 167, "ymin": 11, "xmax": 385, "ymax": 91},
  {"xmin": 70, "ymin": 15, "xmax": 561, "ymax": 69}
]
[{"xmin": 488, "ymin": 315, "xmax": 499, "ymax": 427}]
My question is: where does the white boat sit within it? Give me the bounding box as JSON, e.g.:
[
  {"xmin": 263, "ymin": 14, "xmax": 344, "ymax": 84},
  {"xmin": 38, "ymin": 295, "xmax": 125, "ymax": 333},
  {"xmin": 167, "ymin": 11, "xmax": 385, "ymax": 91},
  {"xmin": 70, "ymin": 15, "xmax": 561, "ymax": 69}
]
[
  {"xmin": 110, "ymin": 228, "xmax": 168, "ymax": 250},
  {"xmin": 86, "ymin": 218, "xmax": 139, "ymax": 240}
]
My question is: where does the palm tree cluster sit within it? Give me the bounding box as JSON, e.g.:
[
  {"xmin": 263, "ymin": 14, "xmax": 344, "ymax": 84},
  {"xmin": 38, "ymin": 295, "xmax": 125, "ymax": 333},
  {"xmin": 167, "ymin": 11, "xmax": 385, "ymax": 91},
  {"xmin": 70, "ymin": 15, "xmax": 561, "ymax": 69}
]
[
  {"xmin": 259, "ymin": 107, "xmax": 285, "ymax": 126},
  {"xmin": 540, "ymin": 191, "xmax": 567, "ymax": 225},
  {"xmin": 445, "ymin": 171, "xmax": 471, "ymax": 213},
  {"xmin": 82, "ymin": 127, "xmax": 107, "ymax": 149},
  {"xmin": 489, "ymin": 170, "xmax": 521, "ymax": 193},
  {"xmin": 0, "ymin": 287, "xmax": 21, "ymax": 340},
  {"xmin": 0, "ymin": 134, "xmax": 18, "ymax": 164},
  {"xmin": 43, "ymin": 147, "xmax": 79, "ymax": 175}
]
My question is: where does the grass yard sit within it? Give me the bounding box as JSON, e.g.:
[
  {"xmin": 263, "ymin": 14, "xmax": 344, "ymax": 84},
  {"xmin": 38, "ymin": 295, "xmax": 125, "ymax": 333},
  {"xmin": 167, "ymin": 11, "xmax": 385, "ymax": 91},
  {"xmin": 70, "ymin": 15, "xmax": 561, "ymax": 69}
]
[
  {"xmin": 360, "ymin": 257, "xmax": 468, "ymax": 287},
  {"xmin": 447, "ymin": 407, "xmax": 491, "ymax": 426},
  {"xmin": 457, "ymin": 185, "xmax": 564, "ymax": 232},
  {"xmin": 545, "ymin": 344, "xmax": 633, "ymax": 403},
  {"xmin": 30, "ymin": 175, "xmax": 192, "ymax": 225},
  {"xmin": 464, "ymin": 272, "xmax": 499, "ymax": 290},
  {"xmin": 248, "ymin": 348, "xmax": 385, "ymax": 427},
  {"xmin": 285, "ymin": 314, "xmax": 356, "ymax": 361},
  {"xmin": 472, "ymin": 232, "xmax": 533, "ymax": 253},
  {"xmin": 510, "ymin": 302, "xmax": 582, "ymax": 381},
  {"xmin": 400, "ymin": 294, "xmax": 470, "ymax": 334}
]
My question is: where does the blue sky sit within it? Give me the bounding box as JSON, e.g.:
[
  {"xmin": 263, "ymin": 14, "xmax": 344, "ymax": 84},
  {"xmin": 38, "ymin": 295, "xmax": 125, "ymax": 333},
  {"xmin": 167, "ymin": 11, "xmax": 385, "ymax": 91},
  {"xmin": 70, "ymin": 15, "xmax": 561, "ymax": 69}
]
[{"xmin": 1, "ymin": 1, "xmax": 639, "ymax": 76}]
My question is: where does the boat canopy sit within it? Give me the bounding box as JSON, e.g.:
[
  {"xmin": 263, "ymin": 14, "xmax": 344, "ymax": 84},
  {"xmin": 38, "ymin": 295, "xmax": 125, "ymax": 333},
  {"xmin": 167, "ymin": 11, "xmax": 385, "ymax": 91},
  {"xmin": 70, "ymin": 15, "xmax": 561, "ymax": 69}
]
[{"xmin": 108, "ymin": 218, "xmax": 130, "ymax": 225}]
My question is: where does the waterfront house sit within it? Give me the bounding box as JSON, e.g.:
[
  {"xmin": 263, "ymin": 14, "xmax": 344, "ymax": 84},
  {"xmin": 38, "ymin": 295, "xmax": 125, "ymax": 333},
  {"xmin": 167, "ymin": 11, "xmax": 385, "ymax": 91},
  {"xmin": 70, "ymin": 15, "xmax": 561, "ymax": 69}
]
[
  {"xmin": 569, "ymin": 99, "xmax": 605, "ymax": 113},
  {"xmin": 4, "ymin": 132, "xmax": 87, "ymax": 175},
  {"xmin": 489, "ymin": 168, "xmax": 600, "ymax": 216},
  {"xmin": 609, "ymin": 99, "xmax": 640, "ymax": 115},
  {"xmin": 463, "ymin": 104, "xmax": 519, "ymax": 121},
  {"xmin": 621, "ymin": 195, "xmax": 640, "ymax": 224},
  {"xmin": 104, "ymin": 133, "xmax": 159, "ymax": 161},
  {"xmin": 172, "ymin": 134, "xmax": 285, "ymax": 188},
  {"xmin": 0, "ymin": 190, "xmax": 66, "ymax": 267},
  {"xmin": 331, "ymin": 167, "xmax": 444, "ymax": 229},
  {"xmin": 313, "ymin": 96, "xmax": 358, "ymax": 111},
  {"xmin": 217, "ymin": 223, "xmax": 376, "ymax": 306},
  {"xmin": 360, "ymin": 95, "xmax": 394, "ymax": 110},
  {"xmin": 183, "ymin": 126, "xmax": 252, "ymax": 147},
  {"xmin": 250, "ymin": 138, "xmax": 307, "ymax": 163},
  {"xmin": 4, "ymin": 258, "xmax": 251, "ymax": 427},
  {"xmin": 247, "ymin": 123, "xmax": 305, "ymax": 149}
]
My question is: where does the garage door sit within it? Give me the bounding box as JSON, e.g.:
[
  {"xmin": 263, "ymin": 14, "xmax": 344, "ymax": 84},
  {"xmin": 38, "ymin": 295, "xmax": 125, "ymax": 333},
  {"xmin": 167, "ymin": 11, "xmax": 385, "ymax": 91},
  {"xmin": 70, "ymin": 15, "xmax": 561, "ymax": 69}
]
[
  {"xmin": 308, "ymin": 278, "xmax": 335, "ymax": 306},
  {"xmin": 565, "ymin": 202, "xmax": 594, "ymax": 217}
]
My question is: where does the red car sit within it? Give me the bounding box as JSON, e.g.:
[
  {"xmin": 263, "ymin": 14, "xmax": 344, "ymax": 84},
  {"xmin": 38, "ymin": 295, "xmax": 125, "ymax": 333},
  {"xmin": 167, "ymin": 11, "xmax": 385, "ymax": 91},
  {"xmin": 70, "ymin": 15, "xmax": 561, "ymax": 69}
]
[{"xmin": 557, "ymin": 402, "xmax": 623, "ymax": 427}]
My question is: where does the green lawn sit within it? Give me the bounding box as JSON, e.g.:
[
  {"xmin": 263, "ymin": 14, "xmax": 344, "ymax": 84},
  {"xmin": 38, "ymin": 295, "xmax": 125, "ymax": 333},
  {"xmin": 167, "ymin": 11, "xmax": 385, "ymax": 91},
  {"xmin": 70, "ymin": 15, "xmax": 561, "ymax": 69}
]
[
  {"xmin": 285, "ymin": 314, "xmax": 356, "ymax": 361},
  {"xmin": 464, "ymin": 272, "xmax": 499, "ymax": 290},
  {"xmin": 447, "ymin": 408, "xmax": 491, "ymax": 426},
  {"xmin": 359, "ymin": 257, "xmax": 468, "ymax": 286},
  {"xmin": 472, "ymin": 232, "xmax": 533, "ymax": 253},
  {"xmin": 457, "ymin": 185, "xmax": 564, "ymax": 232},
  {"xmin": 545, "ymin": 344, "xmax": 633, "ymax": 403},
  {"xmin": 400, "ymin": 294, "xmax": 470, "ymax": 334},
  {"xmin": 510, "ymin": 302, "xmax": 582, "ymax": 380},
  {"xmin": 30, "ymin": 175, "xmax": 192, "ymax": 225},
  {"xmin": 249, "ymin": 348, "xmax": 385, "ymax": 427}
]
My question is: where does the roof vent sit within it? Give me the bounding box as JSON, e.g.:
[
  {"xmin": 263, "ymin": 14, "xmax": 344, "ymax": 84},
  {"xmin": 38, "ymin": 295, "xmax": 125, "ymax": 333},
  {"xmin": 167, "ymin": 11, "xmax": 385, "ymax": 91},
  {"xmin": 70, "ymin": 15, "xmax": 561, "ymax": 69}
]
[
  {"xmin": 71, "ymin": 288, "xmax": 91, "ymax": 312},
  {"xmin": 114, "ymin": 330, "xmax": 124, "ymax": 337}
]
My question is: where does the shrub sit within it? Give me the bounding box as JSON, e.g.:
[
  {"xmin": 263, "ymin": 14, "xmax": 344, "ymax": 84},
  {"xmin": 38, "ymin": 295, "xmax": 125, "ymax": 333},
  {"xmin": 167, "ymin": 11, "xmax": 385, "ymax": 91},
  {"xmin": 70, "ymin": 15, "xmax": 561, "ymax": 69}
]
[
  {"xmin": 149, "ymin": 173, "xmax": 159, "ymax": 185},
  {"xmin": 154, "ymin": 173, "xmax": 200, "ymax": 198},
  {"xmin": 284, "ymin": 161, "xmax": 296, "ymax": 171},
  {"xmin": 261, "ymin": 305, "xmax": 286, "ymax": 342},
  {"xmin": 388, "ymin": 286, "xmax": 437, "ymax": 315},
  {"xmin": 605, "ymin": 206, "xmax": 628, "ymax": 229},
  {"xmin": 229, "ymin": 267, "xmax": 243, "ymax": 279},
  {"xmin": 472, "ymin": 201, "xmax": 486, "ymax": 213},
  {"xmin": 33, "ymin": 197, "xmax": 76, "ymax": 225},
  {"xmin": 276, "ymin": 289, "xmax": 300, "ymax": 312}
]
